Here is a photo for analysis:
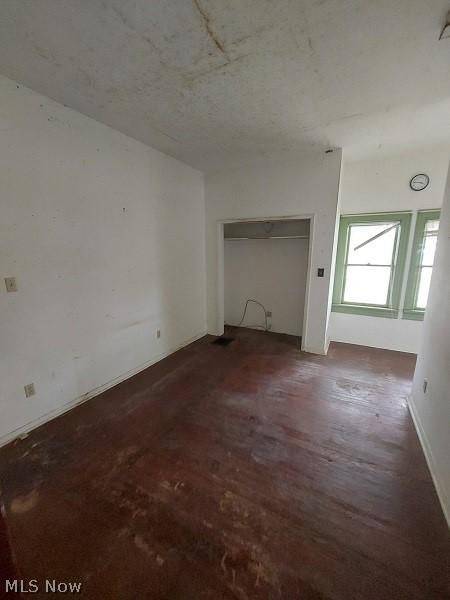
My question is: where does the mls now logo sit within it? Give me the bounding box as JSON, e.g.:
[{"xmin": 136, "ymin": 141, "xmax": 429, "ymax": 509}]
[{"xmin": 5, "ymin": 580, "xmax": 82, "ymax": 593}]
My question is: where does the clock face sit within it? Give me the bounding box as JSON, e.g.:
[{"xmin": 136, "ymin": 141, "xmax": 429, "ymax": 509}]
[{"xmin": 410, "ymin": 173, "xmax": 429, "ymax": 191}]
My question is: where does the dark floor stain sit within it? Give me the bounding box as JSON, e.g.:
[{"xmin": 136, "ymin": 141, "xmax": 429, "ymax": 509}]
[{"xmin": 212, "ymin": 336, "xmax": 235, "ymax": 346}]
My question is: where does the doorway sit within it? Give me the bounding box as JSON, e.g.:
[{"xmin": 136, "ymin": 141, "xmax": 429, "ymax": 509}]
[{"xmin": 221, "ymin": 217, "xmax": 312, "ymax": 346}]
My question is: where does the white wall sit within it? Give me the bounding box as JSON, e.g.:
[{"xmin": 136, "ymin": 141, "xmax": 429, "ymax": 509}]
[
  {"xmin": 329, "ymin": 147, "xmax": 449, "ymax": 353},
  {"xmin": 0, "ymin": 75, "xmax": 206, "ymax": 445},
  {"xmin": 224, "ymin": 238, "xmax": 309, "ymax": 336},
  {"xmin": 409, "ymin": 165, "xmax": 450, "ymax": 526},
  {"xmin": 205, "ymin": 150, "xmax": 342, "ymax": 354}
]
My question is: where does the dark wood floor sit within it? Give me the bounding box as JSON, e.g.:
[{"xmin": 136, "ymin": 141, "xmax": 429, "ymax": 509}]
[
  {"xmin": 0, "ymin": 328, "xmax": 449, "ymax": 599},
  {"xmin": 0, "ymin": 508, "xmax": 18, "ymax": 599}
]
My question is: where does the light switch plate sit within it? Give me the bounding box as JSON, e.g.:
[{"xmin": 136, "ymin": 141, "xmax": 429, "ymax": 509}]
[
  {"xmin": 24, "ymin": 383, "xmax": 35, "ymax": 398},
  {"xmin": 5, "ymin": 277, "xmax": 17, "ymax": 292}
]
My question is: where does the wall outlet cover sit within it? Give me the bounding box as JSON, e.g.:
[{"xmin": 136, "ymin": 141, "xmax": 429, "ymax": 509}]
[{"xmin": 5, "ymin": 277, "xmax": 17, "ymax": 292}]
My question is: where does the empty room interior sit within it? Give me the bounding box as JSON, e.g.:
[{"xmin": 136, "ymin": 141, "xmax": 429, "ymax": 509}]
[{"xmin": 1, "ymin": 2, "xmax": 450, "ymax": 598}]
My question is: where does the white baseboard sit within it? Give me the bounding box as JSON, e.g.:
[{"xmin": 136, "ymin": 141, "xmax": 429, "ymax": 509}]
[
  {"xmin": 302, "ymin": 344, "xmax": 328, "ymax": 355},
  {"xmin": 0, "ymin": 331, "xmax": 207, "ymax": 449},
  {"xmin": 408, "ymin": 397, "xmax": 450, "ymax": 528}
]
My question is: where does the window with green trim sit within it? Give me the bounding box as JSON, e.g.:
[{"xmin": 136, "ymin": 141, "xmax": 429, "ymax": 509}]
[
  {"xmin": 332, "ymin": 212, "xmax": 411, "ymax": 318},
  {"xmin": 403, "ymin": 210, "xmax": 440, "ymax": 321}
]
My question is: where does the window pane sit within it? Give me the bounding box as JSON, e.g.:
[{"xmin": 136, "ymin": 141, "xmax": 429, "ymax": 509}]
[
  {"xmin": 343, "ymin": 266, "xmax": 391, "ymax": 305},
  {"xmin": 347, "ymin": 224, "xmax": 397, "ymax": 265},
  {"xmin": 421, "ymin": 235, "xmax": 437, "ymax": 266},
  {"xmin": 416, "ymin": 266, "xmax": 432, "ymax": 309},
  {"xmin": 425, "ymin": 219, "xmax": 439, "ymax": 234}
]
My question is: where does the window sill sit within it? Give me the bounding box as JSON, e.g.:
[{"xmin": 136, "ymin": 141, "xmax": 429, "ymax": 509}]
[
  {"xmin": 402, "ymin": 310, "xmax": 425, "ymax": 321},
  {"xmin": 331, "ymin": 303, "xmax": 398, "ymax": 319}
]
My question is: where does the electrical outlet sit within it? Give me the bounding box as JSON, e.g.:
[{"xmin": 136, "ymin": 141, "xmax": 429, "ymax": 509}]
[
  {"xmin": 423, "ymin": 379, "xmax": 428, "ymax": 393},
  {"xmin": 24, "ymin": 383, "xmax": 35, "ymax": 398},
  {"xmin": 5, "ymin": 277, "xmax": 17, "ymax": 292},
  {"xmin": 266, "ymin": 311, "xmax": 272, "ymax": 317},
  {"xmin": 156, "ymin": 329, "xmax": 161, "ymax": 339}
]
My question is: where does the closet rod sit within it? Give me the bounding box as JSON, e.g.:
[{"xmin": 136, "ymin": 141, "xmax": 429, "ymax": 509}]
[{"xmin": 225, "ymin": 235, "xmax": 309, "ymax": 241}]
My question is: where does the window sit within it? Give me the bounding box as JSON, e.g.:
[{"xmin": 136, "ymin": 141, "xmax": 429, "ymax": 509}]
[
  {"xmin": 332, "ymin": 212, "xmax": 411, "ymax": 318},
  {"xmin": 403, "ymin": 210, "xmax": 440, "ymax": 320}
]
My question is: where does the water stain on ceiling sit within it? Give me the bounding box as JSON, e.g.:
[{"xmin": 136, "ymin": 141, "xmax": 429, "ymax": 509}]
[{"xmin": 0, "ymin": 0, "xmax": 449, "ymax": 170}]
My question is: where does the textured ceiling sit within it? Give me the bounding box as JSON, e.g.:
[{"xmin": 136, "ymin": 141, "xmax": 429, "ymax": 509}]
[{"xmin": 0, "ymin": 0, "xmax": 449, "ymax": 170}]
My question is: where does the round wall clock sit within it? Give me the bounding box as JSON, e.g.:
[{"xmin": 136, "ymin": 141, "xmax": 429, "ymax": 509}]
[{"xmin": 410, "ymin": 173, "xmax": 430, "ymax": 191}]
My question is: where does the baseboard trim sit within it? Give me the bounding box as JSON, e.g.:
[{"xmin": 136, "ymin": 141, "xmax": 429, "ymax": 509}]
[
  {"xmin": 0, "ymin": 331, "xmax": 207, "ymax": 449},
  {"xmin": 302, "ymin": 344, "xmax": 328, "ymax": 355},
  {"xmin": 408, "ymin": 396, "xmax": 450, "ymax": 528}
]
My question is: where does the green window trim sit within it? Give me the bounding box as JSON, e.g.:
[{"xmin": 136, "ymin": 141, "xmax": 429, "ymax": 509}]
[
  {"xmin": 332, "ymin": 212, "xmax": 412, "ymax": 319},
  {"xmin": 402, "ymin": 209, "xmax": 440, "ymax": 321}
]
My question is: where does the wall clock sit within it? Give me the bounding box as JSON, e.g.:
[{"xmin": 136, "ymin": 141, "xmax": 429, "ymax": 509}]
[{"xmin": 410, "ymin": 173, "xmax": 430, "ymax": 191}]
